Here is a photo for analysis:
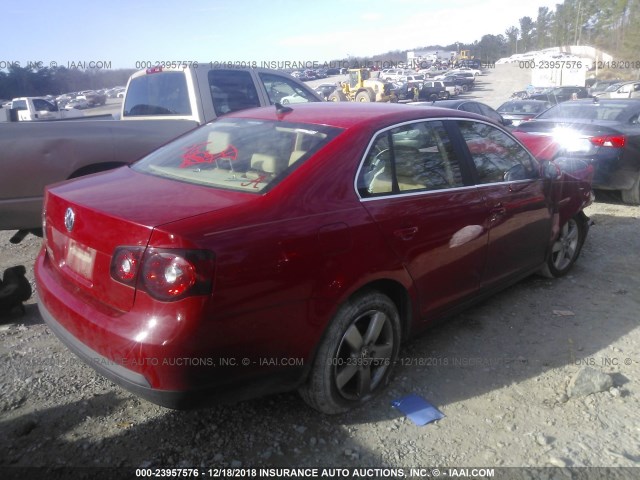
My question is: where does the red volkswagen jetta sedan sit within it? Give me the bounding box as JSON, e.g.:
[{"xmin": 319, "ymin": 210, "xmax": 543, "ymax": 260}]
[{"xmin": 35, "ymin": 103, "xmax": 592, "ymax": 413}]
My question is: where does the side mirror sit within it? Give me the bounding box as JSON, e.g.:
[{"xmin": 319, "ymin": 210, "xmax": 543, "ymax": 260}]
[
  {"xmin": 540, "ymin": 160, "xmax": 562, "ymax": 180},
  {"xmin": 502, "ymin": 117, "xmax": 513, "ymax": 127}
]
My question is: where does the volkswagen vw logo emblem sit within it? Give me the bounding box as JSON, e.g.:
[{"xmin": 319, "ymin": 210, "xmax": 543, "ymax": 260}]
[{"xmin": 64, "ymin": 208, "xmax": 75, "ymax": 232}]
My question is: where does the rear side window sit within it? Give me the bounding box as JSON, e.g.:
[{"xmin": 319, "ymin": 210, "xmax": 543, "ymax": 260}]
[
  {"xmin": 258, "ymin": 73, "xmax": 319, "ymax": 105},
  {"xmin": 208, "ymin": 70, "xmax": 261, "ymax": 116},
  {"xmin": 458, "ymin": 102, "xmax": 482, "ymax": 115},
  {"xmin": 477, "ymin": 104, "xmax": 504, "ymax": 124},
  {"xmin": 11, "ymin": 99, "xmax": 27, "ymax": 111},
  {"xmin": 457, "ymin": 121, "xmax": 537, "ymax": 184},
  {"xmin": 123, "ymin": 71, "xmax": 192, "ymax": 116},
  {"xmin": 358, "ymin": 120, "xmax": 464, "ymax": 197}
]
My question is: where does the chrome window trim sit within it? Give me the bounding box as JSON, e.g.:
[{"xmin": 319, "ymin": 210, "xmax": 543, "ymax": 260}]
[
  {"xmin": 359, "ymin": 183, "xmax": 478, "ymax": 202},
  {"xmin": 354, "ymin": 116, "xmax": 539, "ymax": 202}
]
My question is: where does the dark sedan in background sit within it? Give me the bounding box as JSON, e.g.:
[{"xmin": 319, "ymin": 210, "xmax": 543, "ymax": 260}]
[
  {"xmin": 529, "ymin": 86, "xmax": 591, "ymax": 105},
  {"xmin": 497, "ymin": 100, "xmax": 553, "ymax": 126},
  {"xmin": 410, "ymin": 99, "xmax": 511, "ymax": 127},
  {"xmin": 515, "ymin": 98, "xmax": 640, "ymax": 203}
]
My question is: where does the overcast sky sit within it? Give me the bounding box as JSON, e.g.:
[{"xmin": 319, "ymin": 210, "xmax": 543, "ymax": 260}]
[{"xmin": 4, "ymin": 0, "xmax": 560, "ymax": 69}]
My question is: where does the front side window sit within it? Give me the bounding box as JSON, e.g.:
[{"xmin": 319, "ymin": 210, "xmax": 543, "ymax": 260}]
[
  {"xmin": 33, "ymin": 99, "xmax": 57, "ymax": 112},
  {"xmin": 124, "ymin": 71, "xmax": 192, "ymax": 116},
  {"xmin": 358, "ymin": 120, "xmax": 464, "ymax": 197},
  {"xmin": 133, "ymin": 119, "xmax": 341, "ymax": 193},
  {"xmin": 457, "ymin": 121, "xmax": 537, "ymax": 184},
  {"xmin": 259, "ymin": 73, "xmax": 318, "ymax": 105}
]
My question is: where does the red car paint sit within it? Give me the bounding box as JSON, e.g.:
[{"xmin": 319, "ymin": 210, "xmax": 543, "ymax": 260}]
[{"xmin": 35, "ymin": 103, "xmax": 592, "ymax": 409}]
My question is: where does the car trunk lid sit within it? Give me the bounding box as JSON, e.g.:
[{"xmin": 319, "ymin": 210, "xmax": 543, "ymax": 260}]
[
  {"xmin": 43, "ymin": 167, "xmax": 252, "ymax": 311},
  {"xmin": 516, "ymin": 120, "xmax": 625, "ymax": 157}
]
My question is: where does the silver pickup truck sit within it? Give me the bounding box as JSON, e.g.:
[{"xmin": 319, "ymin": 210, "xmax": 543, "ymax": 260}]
[{"xmin": 1, "ymin": 66, "xmax": 322, "ymax": 240}]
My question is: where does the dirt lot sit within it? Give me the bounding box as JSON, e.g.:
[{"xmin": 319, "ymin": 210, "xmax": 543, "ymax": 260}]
[{"xmin": 1, "ymin": 67, "xmax": 639, "ymax": 478}]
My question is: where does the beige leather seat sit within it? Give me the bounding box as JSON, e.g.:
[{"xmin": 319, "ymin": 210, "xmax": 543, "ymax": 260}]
[
  {"xmin": 289, "ymin": 150, "xmax": 306, "ymax": 166},
  {"xmin": 205, "ymin": 132, "xmax": 235, "ymax": 170},
  {"xmin": 249, "ymin": 153, "xmax": 277, "ymax": 174}
]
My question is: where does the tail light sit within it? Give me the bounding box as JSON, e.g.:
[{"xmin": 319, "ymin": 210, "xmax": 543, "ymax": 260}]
[
  {"xmin": 589, "ymin": 135, "xmax": 626, "ymax": 148},
  {"xmin": 111, "ymin": 247, "xmax": 144, "ymax": 286},
  {"xmin": 110, "ymin": 247, "xmax": 214, "ymax": 301}
]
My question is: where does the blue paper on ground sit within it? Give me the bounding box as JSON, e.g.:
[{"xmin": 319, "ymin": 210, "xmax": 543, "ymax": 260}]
[{"xmin": 392, "ymin": 394, "xmax": 445, "ymax": 426}]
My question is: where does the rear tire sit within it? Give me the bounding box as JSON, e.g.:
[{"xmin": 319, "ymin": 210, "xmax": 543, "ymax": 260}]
[
  {"xmin": 539, "ymin": 215, "xmax": 586, "ymax": 278},
  {"xmin": 621, "ymin": 174, "xmax": 640, "ymax": 205},
  {"xmin": 299, "ymin": 291, "xmax": 401, "ymax": 414}
]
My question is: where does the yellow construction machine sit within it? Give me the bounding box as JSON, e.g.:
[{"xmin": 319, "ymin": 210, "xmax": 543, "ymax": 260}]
[{"xmin": 328, "ymin": 69, "xmax": 396, "ymax": 103}]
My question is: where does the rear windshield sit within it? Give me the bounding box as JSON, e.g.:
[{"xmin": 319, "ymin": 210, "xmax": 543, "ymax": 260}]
[
  {"xmin": 123, "ymin": 71, "xmax": 191, "ymax": 117},
  {"xmin": 537, "ymin": 103, "xmax": 628, "ymax": 121},
  {"xmin": 132, "ymin": 118, "xmax": 342, "ymax": 193},
  {"xmin": 498, "ymin": 102, "xmax": 548, "ymax": 114}
]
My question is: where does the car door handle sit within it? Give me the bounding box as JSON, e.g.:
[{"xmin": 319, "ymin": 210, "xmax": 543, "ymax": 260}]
[{"xmin": 394, "ymin": 226, "xmax": 418, "ymax": 241}]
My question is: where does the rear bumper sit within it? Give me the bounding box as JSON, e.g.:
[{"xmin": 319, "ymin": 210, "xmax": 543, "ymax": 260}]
[
  {"xmin": 38, "ymin": 299, "xmax": 154, "ymax": 395},
  {"xmin": 35, "ymin": 250, "xmax": 308, "ymax": 409},
  {"xmin": 590, "ymin": 150, "xmax": 640, "ymax": 191},
  {"xmin": 38, "ymin": 296, "xmax": 306, "ymax": 409}
]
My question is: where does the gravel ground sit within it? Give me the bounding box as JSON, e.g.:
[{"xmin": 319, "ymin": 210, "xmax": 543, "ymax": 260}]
[{"xmin": 1, "ymin": 67, "xmax": 639, "ymax": 478}]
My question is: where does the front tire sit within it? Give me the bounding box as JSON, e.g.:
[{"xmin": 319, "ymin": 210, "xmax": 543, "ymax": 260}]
[
  {"xmin": 328, "ymin": 90, "xmax": 347, "ymax": 102},
  {"xmin": 299, "ymin": 291, "xmax": 401, "ymax": 414},
  {"xmin": 356, "ymin": 91, "xmax": 372, "ymax": 102},
  {"xmin": 539, "ymin": 216, "xmax": 586, "ymax": 278}
]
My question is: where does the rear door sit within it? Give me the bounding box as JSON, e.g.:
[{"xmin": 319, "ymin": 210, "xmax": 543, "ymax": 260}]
[
  {"xmin": 357, "ymin": 119, "xmax": 489, "ymax": 320},
  {"xmin": 455, "ymin": 120, "xmax": 552, "ymax": 285}
]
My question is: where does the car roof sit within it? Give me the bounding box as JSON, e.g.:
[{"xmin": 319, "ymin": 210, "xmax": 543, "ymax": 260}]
[
  {"xmin": 500, "ymin": 100, "xmax": 551, "ymax": 105},
  {"xmin": 540, "ymin": 98, "xmax": 640, "ymax": 120},
  {"xmin": 226, "ymin": 102, "xmax": 486, "ymax": 129},
  {"xmin": 428, "ymin": 99, "xmax": 482, "ymax": 108},
  {"xmin": 571, "ymin": 98, "xmax": 640, "ymax": 105}
]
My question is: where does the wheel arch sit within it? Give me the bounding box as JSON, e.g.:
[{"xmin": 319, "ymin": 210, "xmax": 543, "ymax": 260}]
[
  {"xmin": 68, "ymin": 162, "xmax": 127, "ymax": 179},
  {"xmin": 299, "ymin": 278, "xmax": 415, "ymax": 412},
  {"xmin": 307, "ymin": 276, "xmax": 416, "ymax": 366},
  {"xmin": 354, "ymin": 279, "xmax": 414, "ymax": 342}
]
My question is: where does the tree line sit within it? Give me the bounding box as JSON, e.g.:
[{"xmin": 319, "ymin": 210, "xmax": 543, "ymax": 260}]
[
  {"xmin": 2, "ymin": 0, "xmax": 639, "ymax": 100},
  {"xmin": 0, "ymin": 66, "xmax": 135, "ymax": 101},
  {"xmin": 502, "ymin": 0, "xmax": 639, "ymax": 60},
  {"xmin": 345, "ymin": 0, "xmax": 640, "ymax": 75}
]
